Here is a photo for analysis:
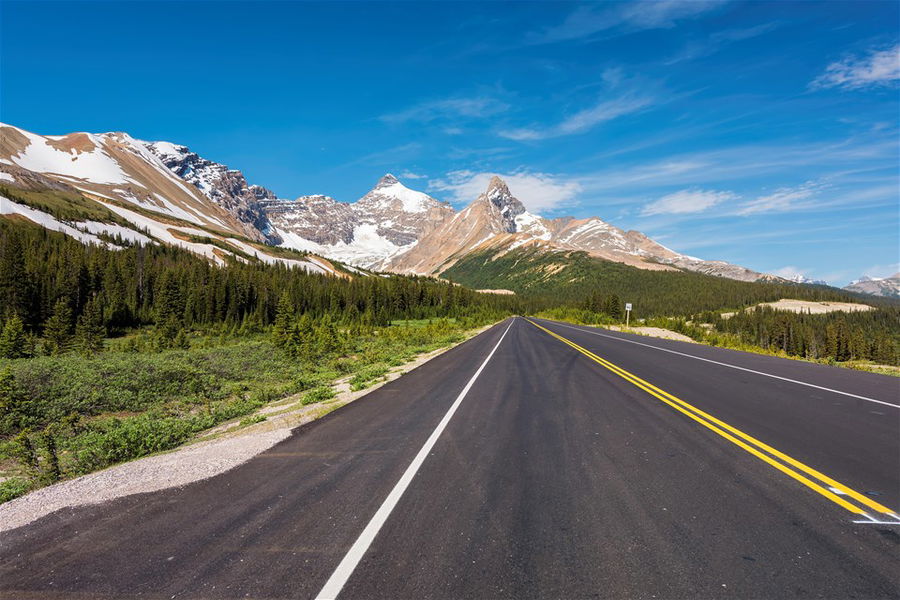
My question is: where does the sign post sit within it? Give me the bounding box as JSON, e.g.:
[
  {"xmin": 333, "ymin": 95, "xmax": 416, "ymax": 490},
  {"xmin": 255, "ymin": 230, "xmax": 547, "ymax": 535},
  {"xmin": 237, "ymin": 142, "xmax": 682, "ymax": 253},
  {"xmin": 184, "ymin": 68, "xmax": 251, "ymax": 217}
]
[{"xmin": 625, "ymin": 302, "xmax": 632, "ymax": 327}]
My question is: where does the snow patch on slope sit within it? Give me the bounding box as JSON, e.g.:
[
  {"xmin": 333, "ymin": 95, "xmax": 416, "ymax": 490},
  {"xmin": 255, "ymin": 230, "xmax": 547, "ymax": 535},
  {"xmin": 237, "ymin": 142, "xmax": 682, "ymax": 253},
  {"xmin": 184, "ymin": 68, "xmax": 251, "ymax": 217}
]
[
  {"xmin": 223, "ymin": 237, "xmax": 329, "ymax": 274},
  {"xmin": 5, "ymin": 127, "xmax": 131, "ymax": 185},
  {"xmin": 514, "ymin": 211, "xmax": 551, "ymax": 239},
  {"xmin": 1, "ymin": 197, "xmax": 127, "ymax": 248},
  {"xmin": 275, "ymin": 222, "xmax": 402, "ymax": 269},
  {"xmin": 95, "ymin": 200, "xmax": 227, "ymax": 265}
]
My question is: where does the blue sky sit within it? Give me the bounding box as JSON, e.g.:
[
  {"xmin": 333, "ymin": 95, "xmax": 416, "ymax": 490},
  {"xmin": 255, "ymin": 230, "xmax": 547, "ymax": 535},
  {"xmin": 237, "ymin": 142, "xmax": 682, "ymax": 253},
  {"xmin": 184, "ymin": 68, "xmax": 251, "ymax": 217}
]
[{"xmin": 2, "ymin": 1, "xmax": 898, "ymax": 285}]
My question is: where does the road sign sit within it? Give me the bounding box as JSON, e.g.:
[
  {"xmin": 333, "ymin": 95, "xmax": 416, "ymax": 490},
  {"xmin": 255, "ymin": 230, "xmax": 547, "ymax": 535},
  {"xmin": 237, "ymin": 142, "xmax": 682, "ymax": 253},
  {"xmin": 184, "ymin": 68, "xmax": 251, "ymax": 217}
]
[
  {"xmin": 625, "ymin": 302, "xmax": 632, "ymax": 327},
  {"xmin": 625, "ymin": 303, "xmax": 632, "ymax": 311}
]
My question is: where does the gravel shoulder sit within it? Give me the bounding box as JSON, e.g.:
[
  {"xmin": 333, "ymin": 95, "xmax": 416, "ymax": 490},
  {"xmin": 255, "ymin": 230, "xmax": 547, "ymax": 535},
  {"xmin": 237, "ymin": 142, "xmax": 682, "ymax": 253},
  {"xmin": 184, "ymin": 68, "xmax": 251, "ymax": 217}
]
[{"xmin": 0, "ymin": 323, "xmax": 496, "ymax": 533}]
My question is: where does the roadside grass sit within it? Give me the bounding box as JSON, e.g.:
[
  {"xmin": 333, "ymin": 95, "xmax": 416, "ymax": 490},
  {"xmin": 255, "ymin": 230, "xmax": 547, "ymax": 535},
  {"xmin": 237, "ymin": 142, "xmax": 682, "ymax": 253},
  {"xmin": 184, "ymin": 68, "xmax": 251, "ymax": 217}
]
[
  {"xmin": 349, "ymin": 363, "xmax": 391, "ymax": 391},
  {"xmin": 301, "ymin": 386, "xmax": 336, "ymax": 405},
  {"xmin": 390, "ymin": 318, "xmax": 458, "ymax": 328},
  {"xmin": 0, "ymin": 317, "xmax": 493, "ymax": 504}
]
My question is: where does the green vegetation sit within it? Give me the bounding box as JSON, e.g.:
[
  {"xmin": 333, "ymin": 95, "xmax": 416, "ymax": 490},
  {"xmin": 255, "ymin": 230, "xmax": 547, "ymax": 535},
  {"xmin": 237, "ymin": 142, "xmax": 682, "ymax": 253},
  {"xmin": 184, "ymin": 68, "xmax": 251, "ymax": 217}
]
[
  {"xmin": 536, "ymin": 306, "xmax": 900, "ymax": 367},
  {"xmin": 692, "ymin": 307, "xmax": 898, "ymax": 365},
  {"xmin": 0, "ymin": 217, "xmax": 515, "ymax": 502},
  {"xmin": 0, "ymin": 184, "xmax": 131, "ymax": 226},
  {"xmin": 2, "ymin": 197, "xmax": 897, "ymax": 506},
  {"xmin": 443, "ymin": 246, "xmax": 890, "ymax": 317},
  {"xmin": 448, "ymin": 246, "xmax": 899, "ymax": 366}
]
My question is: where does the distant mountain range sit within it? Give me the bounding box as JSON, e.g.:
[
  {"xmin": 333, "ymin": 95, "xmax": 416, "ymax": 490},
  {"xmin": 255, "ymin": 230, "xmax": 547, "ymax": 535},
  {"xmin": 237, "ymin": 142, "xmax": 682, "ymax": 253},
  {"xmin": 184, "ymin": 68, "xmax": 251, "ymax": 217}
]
[
  {"xmin": 843, "ymin": 274, "xmax": 900, "ymax": 298},
  {"xmin": 1, "ymin": 122, "xmax": 893, "ymax": 296}
]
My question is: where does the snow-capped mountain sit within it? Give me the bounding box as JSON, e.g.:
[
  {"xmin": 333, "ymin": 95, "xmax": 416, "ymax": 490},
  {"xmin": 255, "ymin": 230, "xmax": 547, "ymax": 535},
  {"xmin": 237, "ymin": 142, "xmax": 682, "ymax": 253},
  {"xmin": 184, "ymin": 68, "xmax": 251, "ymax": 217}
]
[
  {"xmin": 355, "ymin": 174, "xmax": 454, "ymax": 247},
  {"xmin": 0, "ymin": 123, "xmax": 261, "ymax": 241},
  {"xmin": 262, "ymin": 174, "xmax": 454, "ymax": 269},
  {"xmin": 388, "ymin": 176, "xmax": 557, "ymax": 274},
  {"xmin": 843, "ymin": 274, "xmax": 900, "ymax": 298},
  {"xmin": 143, "ymin": 141, "xmax": 279, "ymax": 243},
  {"xmin": 784, "ymin": 274, "xmax": 828, "ymax": 285},
  {"xmin": 1, "ymin": 122, "xmax": 778, "ymax": 283},
  {"xmin": 385, "ymin": 176, "xmax": 770, "ymax": 281},
  {"xmin": 0, "ymin": 123, "xmax": 337, "ymax": 274}
]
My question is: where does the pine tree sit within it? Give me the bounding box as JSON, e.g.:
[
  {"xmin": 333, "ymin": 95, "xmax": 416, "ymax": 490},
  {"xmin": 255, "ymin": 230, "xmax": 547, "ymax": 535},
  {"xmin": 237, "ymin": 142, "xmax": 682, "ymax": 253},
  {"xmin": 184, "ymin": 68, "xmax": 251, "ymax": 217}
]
[
  {"xmin": 74, "ymin": 298, "xmax": 106, "ymax": 355},
  {"xmin": 272, "ymin": 292, "xmax": 294, "ymax": 347},
  {"xmin": 606, "ymin": 294, "xmax": 622, "ymax": 320},
  {"xmin": 0, "ymin": 230, "xmax": 30, "ymax": 323},
  {"xmin": 43, "ymin": 299, "xmax": 74, "ymax": 355},
  {"xmin": 173, "ymin": 328, "xmax": 190, "ymax": 349},
  {"xmin": 0, "ymin": 315, "xmax": 27, "ymax": 359},
  {"xmin": 0, "ymin": 367, "xmax": 22, "ymax": 434}
]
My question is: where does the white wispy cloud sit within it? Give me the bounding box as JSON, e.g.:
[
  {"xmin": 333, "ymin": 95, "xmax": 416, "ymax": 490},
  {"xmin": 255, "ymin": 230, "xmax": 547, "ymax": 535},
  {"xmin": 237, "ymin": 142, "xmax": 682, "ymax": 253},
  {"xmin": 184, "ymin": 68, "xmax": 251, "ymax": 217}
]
[
  {"xmin": 380, "ymin": 97, "xmax": 508, "ymax": 124},
  {"xmin": 641, "ymin": 188, "xmax": 737, "ymax": 215},
  {"xmin": 429, "ymin": 170, "xmax": 581, "ymax": 212},
  {"xmin": 529, "ymin": 0, "xmax": 730, "ymax": 44},
  {"xmin": 397, "ymin": 170, "xmax": 426, "ymax": 180},
  {"xmin": 811, "ymin": 43, "xmax": 900, "ymax": 90},
  {"xmin": 861, "ymin": 262, "xmax": 900, "ymax": 279},
  {"xmin": 737, "ymin": 181, "xmax": 826, "ymax": 215},
  {"xmin": 500, "ymin": 92, "xmax": 655, "ymax": 141},
  {"xmin": 664, "ymin": 22, "xmax": 779, "ymax": 64}
]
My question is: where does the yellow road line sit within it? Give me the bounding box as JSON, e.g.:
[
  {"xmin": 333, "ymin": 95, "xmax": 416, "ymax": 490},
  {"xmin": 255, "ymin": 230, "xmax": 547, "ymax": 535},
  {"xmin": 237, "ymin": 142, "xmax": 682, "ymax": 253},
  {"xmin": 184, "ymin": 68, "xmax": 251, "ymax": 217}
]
[{"xmin": 527, "ymin": 319, "xmax": 898, "ymax": 518}]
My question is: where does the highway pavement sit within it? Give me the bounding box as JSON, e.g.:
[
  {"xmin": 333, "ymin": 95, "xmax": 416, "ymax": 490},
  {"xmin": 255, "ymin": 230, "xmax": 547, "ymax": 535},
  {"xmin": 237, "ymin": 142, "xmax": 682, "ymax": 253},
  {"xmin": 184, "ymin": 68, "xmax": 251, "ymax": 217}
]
[{"xmin": 1, "ymin": 317, "xmax": 898, "ymax": 599}]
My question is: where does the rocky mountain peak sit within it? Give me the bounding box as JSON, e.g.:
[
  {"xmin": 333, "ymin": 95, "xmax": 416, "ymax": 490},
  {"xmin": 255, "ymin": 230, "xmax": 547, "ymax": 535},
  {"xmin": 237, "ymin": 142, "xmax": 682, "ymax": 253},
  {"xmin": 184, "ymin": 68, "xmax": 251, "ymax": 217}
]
[
  {"xmin": 375, "ymin": 173, "xmax": 400, "ymax": 187},
  {"xmin": 477, "ymin": 176, "xmax": 525, "ymax": 233},
  {"xmin": 142, "ymin": 140, "xmax": 278, "ymax": 243}
]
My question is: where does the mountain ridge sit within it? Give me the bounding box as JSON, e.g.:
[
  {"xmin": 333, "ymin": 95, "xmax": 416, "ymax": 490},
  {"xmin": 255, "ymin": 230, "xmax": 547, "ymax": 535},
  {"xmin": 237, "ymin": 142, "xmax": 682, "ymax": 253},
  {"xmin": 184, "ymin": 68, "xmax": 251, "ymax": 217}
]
[{"xmin": 2, "ymin": 122, "xmax": 871, "ymax": 291}]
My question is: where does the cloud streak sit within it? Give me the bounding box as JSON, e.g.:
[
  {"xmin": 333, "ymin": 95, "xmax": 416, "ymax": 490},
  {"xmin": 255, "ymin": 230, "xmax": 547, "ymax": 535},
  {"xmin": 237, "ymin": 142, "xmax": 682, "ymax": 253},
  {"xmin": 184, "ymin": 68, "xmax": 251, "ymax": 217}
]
[
  {"xmin": 811, "ymin": 43, "xmax": 900, "ymax": 90},
  {"xmin": 642, "ymin": 188, "xmax": 737, "ymax": 215},
  {"xmin": 737, "ymin": 181, "xmax": 826, "ymax": 215},
  {"xmin": 664, "ymin": 22, "xmax": 780, "ymax": 64},
  {"xmin": 500, "ymin": 90, "xmax": 655, "ymax": 141},
  {"xmin": 529, "ymin": 0, "xmax": 730, "ymax": 45},
  {"xmin": 380, "ymin": 97, "xmax": 509, "ymax": 124},
  {"xmin": 429, "ymin": 170, "xmax": 581, "ymax": 212}
]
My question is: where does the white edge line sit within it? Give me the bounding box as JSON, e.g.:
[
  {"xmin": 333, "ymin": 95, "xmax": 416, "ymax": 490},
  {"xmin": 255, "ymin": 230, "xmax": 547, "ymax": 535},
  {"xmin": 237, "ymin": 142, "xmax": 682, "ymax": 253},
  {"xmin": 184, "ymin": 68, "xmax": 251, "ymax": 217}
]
[
  {"xmin": 314, "ymin": 318, "xmax": 516, "ymax": 600},
  {"xmin": 541, "ymin": 320, "xmax": 899, "ymax": 410}
]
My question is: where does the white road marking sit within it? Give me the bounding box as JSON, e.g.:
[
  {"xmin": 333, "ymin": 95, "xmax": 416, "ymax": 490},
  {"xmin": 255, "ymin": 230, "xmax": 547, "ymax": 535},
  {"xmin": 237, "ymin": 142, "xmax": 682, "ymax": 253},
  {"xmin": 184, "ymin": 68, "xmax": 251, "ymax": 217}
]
[
  {"xmin": 542, "ymin": 320, "xmax": 899, "ymax": 410},
  {"xmin": 853, "ymin": 512, "xmax": 900, "ymax": 526},
  {"xmin": 315, "ymin": 318, "xmax": 515, "ymax": 600}
]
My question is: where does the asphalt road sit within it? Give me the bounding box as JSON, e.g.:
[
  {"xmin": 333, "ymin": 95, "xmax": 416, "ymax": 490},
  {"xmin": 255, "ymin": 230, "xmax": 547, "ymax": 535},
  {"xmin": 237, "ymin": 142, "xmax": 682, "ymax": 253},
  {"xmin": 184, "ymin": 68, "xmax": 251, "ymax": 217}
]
[{"xmin": 1, "ymin": 317, "xmax": 898, "ymax": 599}]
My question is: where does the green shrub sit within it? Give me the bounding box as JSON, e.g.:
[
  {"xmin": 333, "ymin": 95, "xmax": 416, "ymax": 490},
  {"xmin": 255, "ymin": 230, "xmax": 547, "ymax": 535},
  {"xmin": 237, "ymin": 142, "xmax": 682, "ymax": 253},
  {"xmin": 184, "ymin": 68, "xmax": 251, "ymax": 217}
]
[
  {"xmin": 239, "ymin": 414, "xmax": 266, "ymax": 427},
  {"xmin": 349, "ymin": 363, "xmax": 390, "ymax": 391},
  {"xmin": 0, "ymin": 477, "xmax": 31, "ymax": 503},
  {"xmin": 302, "ymin": 386, "xmax": 336, "ymax": 405}
]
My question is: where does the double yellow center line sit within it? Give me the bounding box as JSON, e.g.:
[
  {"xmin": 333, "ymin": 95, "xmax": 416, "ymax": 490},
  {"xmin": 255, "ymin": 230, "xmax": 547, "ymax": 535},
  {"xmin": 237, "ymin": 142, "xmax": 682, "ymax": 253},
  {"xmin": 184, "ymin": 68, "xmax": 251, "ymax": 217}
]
[{"xmin": 527, "ymin": 319, "xmax": 899, "ymax": 521}]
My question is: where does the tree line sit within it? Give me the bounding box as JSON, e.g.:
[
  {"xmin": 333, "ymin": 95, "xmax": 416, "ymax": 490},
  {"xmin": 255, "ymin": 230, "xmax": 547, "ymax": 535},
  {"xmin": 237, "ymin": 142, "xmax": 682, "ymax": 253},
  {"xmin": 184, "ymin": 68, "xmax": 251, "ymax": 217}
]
[
  {"xmin": 698, "ymin": 307, "xmax": 899, "ymax": 365},
  {"xmin": 0, "ymin": 219, "xmax": 519, "ymax": 358},
  {"xmin": 443, "ymin": 246, "xmax": 894, "ymax": 317}
]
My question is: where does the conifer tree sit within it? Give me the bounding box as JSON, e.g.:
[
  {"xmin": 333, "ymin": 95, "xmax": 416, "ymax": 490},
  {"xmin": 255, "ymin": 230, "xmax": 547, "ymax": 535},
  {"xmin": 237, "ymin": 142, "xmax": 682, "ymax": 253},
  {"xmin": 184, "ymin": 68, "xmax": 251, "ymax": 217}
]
[
  {"xmin": 0, "ymin": 367, "xmax": 22, "ymax": 435},
  {"xmin": 0, "ymin": 230, "xmax": 30, "ymax": 323},
  {"xmin": 74, "ymin": 298, "xmax": 106, "ymax": 355},
  {"xmin": 43, "ymin": 299, "xmax": 74, "ymax": 355},
  {"xmin": 606, "ymin": 294, "xmax": 622, "ymax": 320},
  {"xmin": 272, "ymin": 292, "xmax": 294, "ymax": 347},
  {"xmin": 0, "ymin": 315, "xmax": 27, "ymax": 359}
]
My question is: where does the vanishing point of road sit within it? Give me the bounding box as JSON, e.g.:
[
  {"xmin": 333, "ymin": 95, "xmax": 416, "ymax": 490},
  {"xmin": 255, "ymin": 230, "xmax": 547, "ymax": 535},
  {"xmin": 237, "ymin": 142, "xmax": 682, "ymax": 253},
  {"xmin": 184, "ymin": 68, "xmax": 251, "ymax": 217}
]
[{"xmin": 2, "ymin": 317, "xmax": 898, "ymax": 599}]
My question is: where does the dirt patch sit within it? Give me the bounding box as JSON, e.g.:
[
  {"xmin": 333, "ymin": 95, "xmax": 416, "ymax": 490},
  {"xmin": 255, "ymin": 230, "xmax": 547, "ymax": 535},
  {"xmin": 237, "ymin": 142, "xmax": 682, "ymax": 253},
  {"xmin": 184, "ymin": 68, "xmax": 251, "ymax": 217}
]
[
  {"xmin": 46, "ymin": 132, "xmax": 96, "ymax": 154},
  {"xmin": 723, "ymin": 299, "xmax": 874, "ymax": 318},
  {"xmin": 757, "ymin": 299, "xmax": 874, "ymax": 314},
  {"xmin": 606, "ymin": 325, "xmax": 693, "ymax": 342}
]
